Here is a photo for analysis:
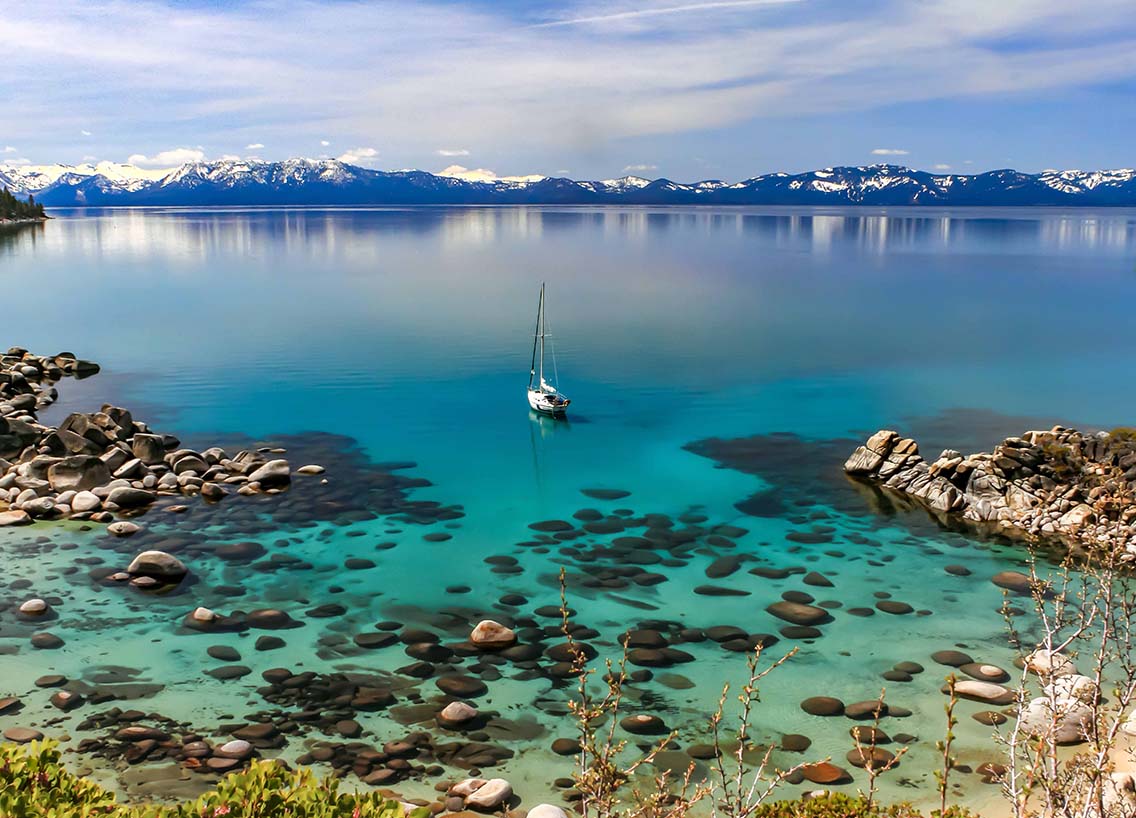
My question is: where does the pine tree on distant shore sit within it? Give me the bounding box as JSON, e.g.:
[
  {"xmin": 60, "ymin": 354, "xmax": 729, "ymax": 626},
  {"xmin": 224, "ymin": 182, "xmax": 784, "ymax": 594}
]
[{"xmin": 0, "ymin": 187, "xmax": 46, "ymax": 221}]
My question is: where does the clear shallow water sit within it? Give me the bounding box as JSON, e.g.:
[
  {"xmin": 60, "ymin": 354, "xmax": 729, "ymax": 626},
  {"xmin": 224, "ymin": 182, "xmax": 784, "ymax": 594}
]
[{"xmin": 2, "ymin": 206, "xmax": 1136, "ymax": 811}]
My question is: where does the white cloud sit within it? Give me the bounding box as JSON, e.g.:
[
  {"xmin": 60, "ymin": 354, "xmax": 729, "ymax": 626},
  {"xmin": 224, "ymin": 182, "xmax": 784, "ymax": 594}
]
[
  {"xmin": 2, "ymin": 146, "xmax": 16, "ymax": 153},
  {"xmin": 337, "ymin": 146, "xmax": 379, "ymax": 165},
  {"xmin": 623, "ymin": 163, "xmax": 658, "ymax": 172},
  {"xmin": 871, "ymin": 148, "xmax": 909, "ymax": 156},
  {"xmin": 6, "ymin": 157, "xmax": 31, "ymax": 166},
  {"xmin": 246, "ymin": 142, "xmax": 264, "ymax": 149},
  {"xmin": 933, "ymin": 163, "xmax": 951, "ymax": 170},
  {"xmin": 80, "ymin": 130, "xmax": 91, "ymax": 137},
  {"xmin": 534, "ymin": 0, "xmax": 801, "ymax": 28},
  {"xmin": 438, "ymin": 164, "xmax": 545, "ymax": 183},
  {"xmin": 320, "ymin": 140, "xmax": 330, "ymax": 147},
  {"xmin": 127, "ymin": 147, "xmax": 207, "ymax": 167},
  {"xmin": 5, "ymin": 0, "xmax": 1136, "ymax": 165},
  {"xmin": 220, "ymin": 153, "xmax": 243, "ymax": 161},
  {"xmin": 436, "ymin": 148, "xmax": 470, "ymax": 157}
]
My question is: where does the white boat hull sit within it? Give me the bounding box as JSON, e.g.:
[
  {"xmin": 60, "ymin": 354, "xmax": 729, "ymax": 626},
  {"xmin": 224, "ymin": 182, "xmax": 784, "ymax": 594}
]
[{"xmin": 527, "ymin": 388, "xmax": 569, "ymax": 416}]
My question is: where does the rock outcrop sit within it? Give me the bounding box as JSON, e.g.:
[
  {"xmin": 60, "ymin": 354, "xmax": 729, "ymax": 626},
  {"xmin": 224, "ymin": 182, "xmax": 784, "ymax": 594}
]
[
  {"xmin": 0, "ymin": 347, "xmax": 302, "ymax": 529},
  {"xmin": 845, "ymin": 427, "xmax": 1136, "ymax": 558}
]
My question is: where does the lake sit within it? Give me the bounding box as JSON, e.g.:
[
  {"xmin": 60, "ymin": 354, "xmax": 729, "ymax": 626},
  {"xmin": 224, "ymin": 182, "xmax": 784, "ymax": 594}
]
[{"xmin": 2, "ymin": 205, "xmax": 1135, "ymax": 811}]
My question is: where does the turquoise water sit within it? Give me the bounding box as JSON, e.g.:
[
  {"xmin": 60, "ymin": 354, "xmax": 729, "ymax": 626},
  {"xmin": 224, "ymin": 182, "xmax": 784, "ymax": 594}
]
[{"xmin": 2, "ymin": 206, "xmax": 1136, "ymax": 810}]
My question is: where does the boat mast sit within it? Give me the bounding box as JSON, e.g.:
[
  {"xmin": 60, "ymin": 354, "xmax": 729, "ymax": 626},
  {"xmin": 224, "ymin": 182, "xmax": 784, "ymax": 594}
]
[
  {"xmin": 538, "ymin": 284, "xmax": 546, "ymax": 389},
  {"xmin": 529, "ymin": 283, "xmax": 543, "ymax": 390}
]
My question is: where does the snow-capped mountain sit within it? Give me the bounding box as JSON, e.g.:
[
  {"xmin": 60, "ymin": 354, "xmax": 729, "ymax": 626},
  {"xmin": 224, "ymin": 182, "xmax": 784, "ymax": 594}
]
[{"xmin": 2, "ymin": 160, "xmax": 1134, "ymax": 207}]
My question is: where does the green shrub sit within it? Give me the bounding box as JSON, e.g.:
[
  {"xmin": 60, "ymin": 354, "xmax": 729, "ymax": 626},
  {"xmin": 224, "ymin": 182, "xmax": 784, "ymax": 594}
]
[
  {"xmin": 748, "ymin": 793, "xmax": 976, "ymax": 818},
  {"xmin": 0, "ymin": 741, "xmax": 429, "ymax": 818}
]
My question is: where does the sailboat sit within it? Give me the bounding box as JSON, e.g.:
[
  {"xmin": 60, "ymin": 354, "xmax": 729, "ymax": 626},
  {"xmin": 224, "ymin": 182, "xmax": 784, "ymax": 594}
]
[{"xmin": 527, "ymin": 283, "xmax": 570, "ymax": 417}]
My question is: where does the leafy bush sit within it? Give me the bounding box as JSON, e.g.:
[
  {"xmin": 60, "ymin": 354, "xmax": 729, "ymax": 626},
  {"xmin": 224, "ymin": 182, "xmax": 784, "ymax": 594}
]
[
  {"xmin": 748, "ymin": 793, "xmax": 976, "ymax": 818},
  {"xmin": 0, "ymin": 740, "xmax": 428, "ymax": 818}
]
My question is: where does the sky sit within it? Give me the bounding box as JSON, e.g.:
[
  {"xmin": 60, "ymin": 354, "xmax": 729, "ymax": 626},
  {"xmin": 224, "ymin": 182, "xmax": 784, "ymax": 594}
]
[{"xmin": 1, "ymin": 0, "xmax": 1134, "ymax": 180}]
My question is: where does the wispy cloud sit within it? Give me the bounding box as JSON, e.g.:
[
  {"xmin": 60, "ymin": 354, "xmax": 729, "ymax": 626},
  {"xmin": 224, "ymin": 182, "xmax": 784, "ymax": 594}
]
[
  {"xmin": 127, "ymin": 147, "xmax": 206, "ymax": 167},
  {"xmin": 933, "ymin": 163, "xmax": 951, "ymax": 170},
  {"xmin": 2, "ymin": 146, "xmax": 17, "ymax": 154},
  {"xmin": 246, "ymin": 142, "xmax": 264, "ymax": 149},
  {"xmin": 4, "ymin": 0, "xmax": 1136, "ymax": 172},
  {"xmin": 871, "ymin": 148, "xmax": 909, "ymax": 156},
  {"xmin": 436, "ymin": 148, "xmax": 470, "ymax": 157},
  {"xmin": 623, "ymin": 163, "xmax": 657, "ymax": 172},
  {"xmin": 532, "ymin": 0, "xmax": 801, "ymax": 28},
  {"xmin": 337, "ymin": 146, "xmax": 379, "ymax": 165}
]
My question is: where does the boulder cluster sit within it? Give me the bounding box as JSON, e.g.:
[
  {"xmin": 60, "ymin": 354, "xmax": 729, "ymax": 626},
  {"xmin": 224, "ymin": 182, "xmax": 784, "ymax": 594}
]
[
  {"xmin": 845, "ymin": 427, "xmax": 1136, "ymax": 557},
  {"xmin": 0, "ymin": 347, "xmax": 298, "ymax": 530}
]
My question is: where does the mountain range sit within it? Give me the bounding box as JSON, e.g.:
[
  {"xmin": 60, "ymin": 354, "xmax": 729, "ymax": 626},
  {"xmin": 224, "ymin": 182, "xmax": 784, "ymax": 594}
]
[{"xmin": 2, "ymin": 159, "xmax": 1135, "ymax": 207}]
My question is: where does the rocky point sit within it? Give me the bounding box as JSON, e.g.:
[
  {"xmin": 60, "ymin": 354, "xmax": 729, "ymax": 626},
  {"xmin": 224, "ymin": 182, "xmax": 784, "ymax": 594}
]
[{"xmin": 845, "ymin": 426, "xmax": 1136, "ymax": 558}]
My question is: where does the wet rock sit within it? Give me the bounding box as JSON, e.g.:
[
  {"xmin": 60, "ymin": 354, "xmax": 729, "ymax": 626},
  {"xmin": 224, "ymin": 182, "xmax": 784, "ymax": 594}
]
[
  {"xmin": 17, "ymin": 598, "xmax": 48, "ymax": 616},
  {"xmin": 695, "ymin": 585, "xmax": 749, "ymax": 597},
  {"xmin": 847, "ymin": 746, "xmax": 896, "ymax": 769},
  {"xmin": 248, "ymin": 459, "xmax": 291, "ymax": 487},
  {"xmin": 949, "ymin": 680, "xmax": 1015, "ymax": 706},
  {"xmin": 255, "ymin": 636, "xmax": 285, "ymax": 651},
  {"xmin": 845, "ymin": 701, "xmax": 888, "ymax": 720},
  {"xmin": 803, "ymin": 571, "xmax": 834, "ymax": 587},
  {"xmin": 31, "ymin": 632, "xmax": 64, "ymax": 649},
  {"xmin": 581, "ymin": 489, "xmax": 630, "ymax": 500},
  {"xmin": 108, "ymin": 487, "xmax": 156, "ymax": 508},
  {"xmin": 465, "ymin": 778, "xmax": 513, "ymax": 810},
  {"xmin": 470, "ymin": 620, "xmax": 517, "ymax": 649},
  {"xmin": 246, "ymin": 609, "xmax": 297, "ymax": 629},
  {"xmin": 0, "ymin": 509, "xmax": 33, "ymax": 526},
  {"xmin": 3, "ymin": 727, "xmax": 44, "ymax": 743},
  {"xmin": 767, "ymin": 601, "xmax": 830, "ymax": 626},
  {"xmin": 780, "ymin": 734, "xmax": 811, "ymax": 752},
  {"xmin": 354, "ymin": 632, "xmax": 399, "ymax": 649},
  {"xmin": 801, "ymin": 762, "xmax": 851, "ymax": 785},
  {"xmin": 438, "ymin": 701, "xmax": 479, "ymax": 728},
  {"xmin": 527, "ymin": 805, "xmax": 569, "ymax": 818},
  {"xmin": 126, "ymin": 550, "xmax": 187, "ymax": 581},
  {"xmin": 215, "ymin": 739, "xmax": 254, "ymax": 760},
  {"xmin": 960, "ymin": 663, "xmax": 1010, "ymax": 683},
  {"xmin": 437, "ymin": 676, "xmax": 488, "ymax": 698},
  {"xmin": 207, "ymin": 665, "xmax": 252, "ymax": 680},
  {"xmin": 47, "ymin": 455, "xmax": 111, "ymax": 492},
  {"xmin": 207, "ymin": 646, "xmax": 241, "ymax": 662},
  {"xmin": 107, "ymin": 521, "xmax": 141, "ymax": 537},
  {"xmin": 991, "ymin": 571, "xmax": 1034, "ymax": 594},
  {"xmin": 932, "ymin": 650, "xmax": 973, "ymax": 667},
  {"xmin": 551, "ymin": 738, "xmax": 581, "ymax": 756},
  {"xmin": 876, "ymin": 601, "xmax": 914, "ymax": 615},
  {"xmin": 215, "ymin": 542, "xmax": 267, "ymax": 562},
  {"xmin": 620, "ymin": 714, "xmax": 667, "ymax": 735},
  {"xmin": 973, "ymin": 711, "xmax": 1008, "ymax": 726},
  {"xmin": 50, "ymin": 690, "xmax": 83, "ymax": 711},
  {"xmin": 801, "ymin": 696, "xmax": 845, "ymax": 716},
  {"xmin": 706, "ymin": 556, "xmax": 742, "ymax": 578},
  {"xmin": 850, "ymin": 726, "xmax": 890, "ymax": 744},
  {"xmin": 336, "ymin": 719, "xmax": 362, "ymax": 738}
]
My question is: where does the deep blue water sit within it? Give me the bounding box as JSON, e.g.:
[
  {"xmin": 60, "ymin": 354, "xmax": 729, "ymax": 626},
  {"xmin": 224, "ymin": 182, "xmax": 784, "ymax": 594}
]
[{"xmin": 2, "ymin": 206, "xmax": 1135, "ymax": 810}]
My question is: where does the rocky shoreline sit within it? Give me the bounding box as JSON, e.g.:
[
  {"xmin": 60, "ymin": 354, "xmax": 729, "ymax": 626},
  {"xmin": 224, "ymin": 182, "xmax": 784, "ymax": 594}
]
[
  {"xmin": 0, "ymin": 347, "xmax": 313, "ymax": 533},
  {"xmin": 844, "ymin": 426, "xmax": 1136, "ymax": 558}
]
